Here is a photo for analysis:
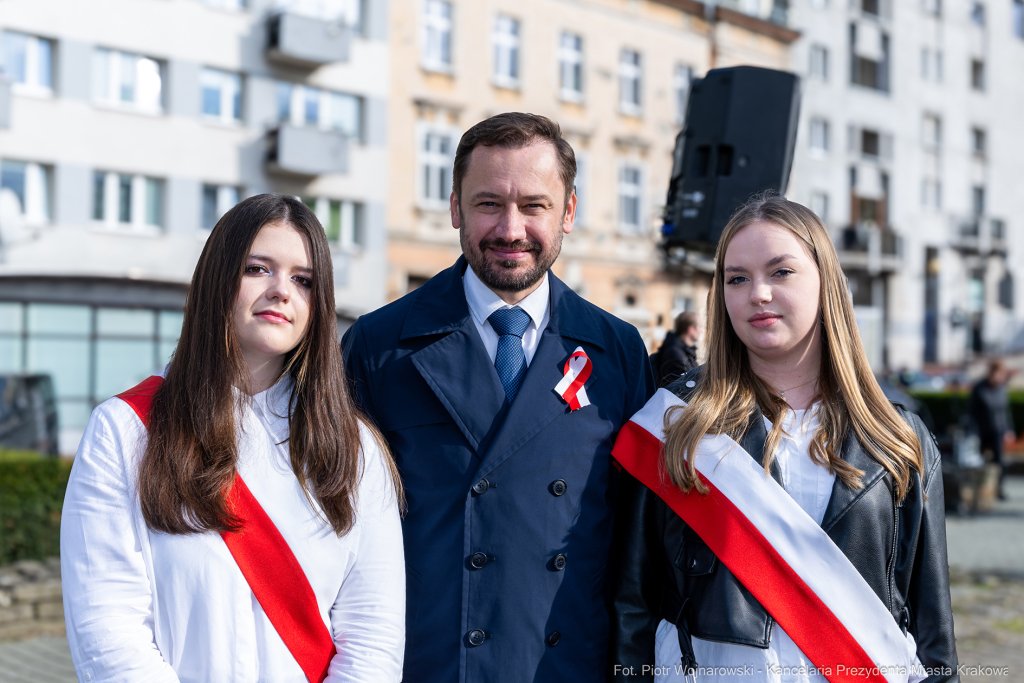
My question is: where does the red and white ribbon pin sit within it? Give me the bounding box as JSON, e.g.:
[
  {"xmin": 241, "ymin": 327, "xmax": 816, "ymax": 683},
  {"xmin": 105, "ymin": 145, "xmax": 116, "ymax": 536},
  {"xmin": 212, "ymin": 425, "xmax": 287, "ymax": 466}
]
[{"xmin": 554, "ymin": 346, "xmax": 592, "ymax": 410}]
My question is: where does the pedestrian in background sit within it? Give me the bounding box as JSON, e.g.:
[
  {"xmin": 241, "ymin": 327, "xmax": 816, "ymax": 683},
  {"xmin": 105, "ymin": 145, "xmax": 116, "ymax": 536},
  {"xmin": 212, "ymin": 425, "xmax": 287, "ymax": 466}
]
[
  {"xmin": 342, "ymin": 112, "xmax": 654, "ymax": 683},
  {"xmin": 968, "ymin": 358, "xmax": 1016, "ymax": 500},
  {"xmin": 61, "ymin": 195, "xmax": 405, "ymax": 683},
  {"xmin": 651, "ymin": 311, "xmax": 701, "ymax": 388}
]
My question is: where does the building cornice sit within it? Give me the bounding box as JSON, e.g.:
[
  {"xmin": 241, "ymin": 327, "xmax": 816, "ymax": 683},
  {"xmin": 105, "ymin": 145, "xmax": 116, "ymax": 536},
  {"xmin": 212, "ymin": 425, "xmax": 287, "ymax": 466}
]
[{"xmin": 653, "ymin": 0, "xmax": 801, "ymax": 44}]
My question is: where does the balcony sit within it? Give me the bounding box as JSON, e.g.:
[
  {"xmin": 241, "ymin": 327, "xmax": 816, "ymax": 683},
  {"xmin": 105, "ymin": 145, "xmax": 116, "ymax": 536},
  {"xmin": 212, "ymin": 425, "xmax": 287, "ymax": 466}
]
[
  {"xmin": 266, "ymin": 125, "xmax": 349, "ymax": 177},
  {"xmin": 834, "ymin": 223, "xmax": 902, "ymax": 273},
  {"xmin": 950, "ymin": 216, "xmax": 1007, "ymax": 255},
  {"xmin": 267, "ymin": 12, "xmax": 350, "ymax": 68}
]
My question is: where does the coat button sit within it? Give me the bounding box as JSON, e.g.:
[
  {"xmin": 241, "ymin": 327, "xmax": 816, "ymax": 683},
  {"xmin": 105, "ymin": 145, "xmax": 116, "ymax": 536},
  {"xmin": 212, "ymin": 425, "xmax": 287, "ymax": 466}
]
[
  {"xmin": 472, "ymin": 478, "xmax": 489, "ymax": 495},
  {"xmin": 547, "ymin": 631, "xmax": 561, "ymax": 646},
  {"xmin": 689, "ymin": 558, "xmax": 697, "ymax": 570},
  {"xmin": 470, "ymin": 552, "xmax": 489, "ymax": 569},
  {"xmin": 468, "ymin": 629, "xmax": 487, "ymax": 647},
  {"xmin": 552, "ymin": 553, "xmax": 567, "ymax": 571},
  {"xmin": 550, "ymin": 479, "xmax": 567, "ymax": 496}
]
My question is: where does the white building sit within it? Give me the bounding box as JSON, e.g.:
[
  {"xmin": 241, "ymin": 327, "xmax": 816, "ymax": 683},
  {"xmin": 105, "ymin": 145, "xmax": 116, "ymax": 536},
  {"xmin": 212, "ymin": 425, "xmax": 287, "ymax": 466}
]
[
  {"xmin": 787, "ymin": 0, "xmax": 1024, "ymax": 371},
  {"xmin": 0, "ymin": 0, "xmax": 390, "ymax": 453}
]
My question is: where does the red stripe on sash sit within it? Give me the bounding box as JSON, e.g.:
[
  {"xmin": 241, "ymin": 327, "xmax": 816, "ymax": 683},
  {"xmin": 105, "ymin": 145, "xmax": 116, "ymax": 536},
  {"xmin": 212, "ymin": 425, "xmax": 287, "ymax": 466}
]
[
  {"xmin": 612, "ymin": 421, "xmax": 889, "ymax": 683},
  {"xmin": 118, "ymin": 377, "xmax": 336, "ymax": 683}
]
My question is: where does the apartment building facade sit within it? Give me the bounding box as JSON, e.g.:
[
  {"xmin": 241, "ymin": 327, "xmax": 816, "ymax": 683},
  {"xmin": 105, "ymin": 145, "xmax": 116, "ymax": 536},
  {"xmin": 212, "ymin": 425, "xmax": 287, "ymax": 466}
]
[
  {"xmin": 786, "ymin": 0, "xmax": 1024, "ymax": 371},
  {"xmin": 386, "ymin": 0, "xmax": 796, "ymax": 345},
  {"xmin": 0, "ymin": 0, "xmax": 389, "ymax": 452}
]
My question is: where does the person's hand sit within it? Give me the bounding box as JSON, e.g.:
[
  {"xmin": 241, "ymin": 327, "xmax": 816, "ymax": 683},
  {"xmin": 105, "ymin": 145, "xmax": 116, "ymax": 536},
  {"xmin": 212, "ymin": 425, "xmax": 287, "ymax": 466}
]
[{"xmin": 1004, "ymin": 430, "xmax": 1017, "ymax": 446}]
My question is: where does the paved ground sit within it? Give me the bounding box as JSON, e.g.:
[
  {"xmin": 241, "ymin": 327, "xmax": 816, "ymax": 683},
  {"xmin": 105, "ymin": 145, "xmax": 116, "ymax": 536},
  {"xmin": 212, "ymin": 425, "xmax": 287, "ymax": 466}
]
[{"xmin": 2, "ymin": 476, "xmax": 1022, "ymax": 682}]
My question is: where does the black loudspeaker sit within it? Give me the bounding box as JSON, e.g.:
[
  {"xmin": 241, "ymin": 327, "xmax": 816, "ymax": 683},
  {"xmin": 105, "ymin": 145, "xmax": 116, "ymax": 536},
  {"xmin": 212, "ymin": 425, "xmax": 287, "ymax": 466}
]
[{"xmin": 663, "ymin": 66, "xmax": 801, "ymax": 251}]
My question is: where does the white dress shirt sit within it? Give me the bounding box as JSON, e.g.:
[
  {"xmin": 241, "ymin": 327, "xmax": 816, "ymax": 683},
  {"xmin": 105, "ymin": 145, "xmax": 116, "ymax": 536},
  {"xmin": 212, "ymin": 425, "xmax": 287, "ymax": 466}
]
[
  {"xmin": 61, "ymin": 376, "xmax": 405, "ymax": 683},
  {"xmin": 463, "ymin": 265, "xmax": 550, "ymax": 366}
]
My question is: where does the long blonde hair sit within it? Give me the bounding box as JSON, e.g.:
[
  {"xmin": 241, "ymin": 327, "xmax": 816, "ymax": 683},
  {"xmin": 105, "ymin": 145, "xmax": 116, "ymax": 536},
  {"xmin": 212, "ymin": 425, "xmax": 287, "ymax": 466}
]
[{"xmin": 663, "ymin": 194, "xmax": 923, "ymax": 500}]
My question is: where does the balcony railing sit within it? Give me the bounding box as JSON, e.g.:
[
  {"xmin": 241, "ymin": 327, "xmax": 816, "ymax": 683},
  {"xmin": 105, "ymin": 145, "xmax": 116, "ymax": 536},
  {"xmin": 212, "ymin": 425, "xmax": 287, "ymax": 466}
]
[
  {"xmin": 267, "ymin": 12, "xmax": 350, "ymax": 67},
  {"xmin": 839, "ymin": 224, "xmax": 900, "ymax": 256},
  {"xmin": 266, "ymin": 124, "xmax": 349, "ymax": 177}
]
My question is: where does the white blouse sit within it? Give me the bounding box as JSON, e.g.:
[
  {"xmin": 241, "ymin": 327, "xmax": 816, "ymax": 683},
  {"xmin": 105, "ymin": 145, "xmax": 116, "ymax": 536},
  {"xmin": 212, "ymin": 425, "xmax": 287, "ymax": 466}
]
[
  {"xmin": 60, "ymin": 378, "xmax": 405, "ymax": 683},
  {"xmin": 655, "ymin": 406, "xmax": 835, "ymax": 683}
]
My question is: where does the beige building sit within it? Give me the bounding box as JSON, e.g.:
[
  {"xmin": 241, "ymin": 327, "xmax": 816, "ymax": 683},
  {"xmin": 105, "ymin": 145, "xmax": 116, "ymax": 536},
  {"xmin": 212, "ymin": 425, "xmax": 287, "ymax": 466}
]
[{"xmin": 386, "ymin": 0, "xmax": 797, "ymax": 347}]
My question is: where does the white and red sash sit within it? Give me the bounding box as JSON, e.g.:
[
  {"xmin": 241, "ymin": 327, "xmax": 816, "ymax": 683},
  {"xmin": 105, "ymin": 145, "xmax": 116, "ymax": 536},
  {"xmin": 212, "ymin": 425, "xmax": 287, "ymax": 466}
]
[
  {"xmin": 118, "ymin": 376, "xmax": 336, "ymax": 683},
  {"xmin": 612, "ymin": 389, "xmax": 920, "ymax": 683}
]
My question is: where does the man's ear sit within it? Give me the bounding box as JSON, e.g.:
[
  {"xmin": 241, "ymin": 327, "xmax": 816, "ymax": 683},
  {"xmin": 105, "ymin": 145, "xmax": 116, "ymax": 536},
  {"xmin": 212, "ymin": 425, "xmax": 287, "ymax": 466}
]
[
  {"xmin": 562, "ymin": 189, "xmax": 578, "ymax": 235},
  {"xmin": 450, "ymin": 192, "xmax": 460, "ymax": 230}
]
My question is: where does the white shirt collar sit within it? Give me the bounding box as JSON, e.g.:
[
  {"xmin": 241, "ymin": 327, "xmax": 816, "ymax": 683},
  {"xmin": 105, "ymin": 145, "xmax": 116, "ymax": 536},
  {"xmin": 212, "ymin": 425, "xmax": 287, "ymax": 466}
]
[{"xmin": 463, "ymin": 265, "xmax": 550, "ymax": 331}]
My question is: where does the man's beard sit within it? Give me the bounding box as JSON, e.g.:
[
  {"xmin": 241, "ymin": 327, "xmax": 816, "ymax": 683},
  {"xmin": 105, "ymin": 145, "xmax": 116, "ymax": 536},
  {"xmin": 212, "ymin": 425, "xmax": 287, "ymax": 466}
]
[{"xmin": 459, "ymin": 208, "xmax": 563, "ymax": 293}]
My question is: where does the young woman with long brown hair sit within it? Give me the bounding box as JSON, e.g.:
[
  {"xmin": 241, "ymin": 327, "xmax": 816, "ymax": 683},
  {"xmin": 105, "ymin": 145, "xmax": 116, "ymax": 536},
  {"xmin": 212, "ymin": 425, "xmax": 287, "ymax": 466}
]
[
  {"xmin": 609, "ymin": 194, "xmax": 957, "ymax": 682},
  {"xmin": 61, "ymin": 194, "xmax": 405, "ymax": 682}
]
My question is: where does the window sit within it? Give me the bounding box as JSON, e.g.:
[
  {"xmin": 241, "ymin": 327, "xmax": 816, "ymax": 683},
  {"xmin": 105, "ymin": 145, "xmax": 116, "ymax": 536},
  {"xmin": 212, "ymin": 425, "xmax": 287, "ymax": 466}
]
[
  {"xmin": 0, "ymin": 31, "xmax": 53, "ymax": 94},
  {"xmin": 920, "ymin": 48, "xmax": 944, "ymax": 82},
  {"xmin": 810, "ymin": 191, "xmax": 829, "ymax": 223},
  {"xmin": 618, "ymin": 163, "xmax": 643, "ymax": 234},
  {"xmin": 418, "ymin": 124, "xmax": 456, "ymax": 208},
  {"xmin": 492, "ymin": 15, "xmax": 520, "ymax": 88},
  {"xmin": 971, "ymin": 59, "xmax": 985, "ymax": 90},
  {"xmin": 619, "ymin": 49, "xmax": 642, "ymax": 115},
  {"xmin": 201, "ymin": 68, "xmax": 242, "ymax": 123},
  {"xmin": 922, "ymin": 0, "xmax": 942, "ymax": 16},
  {"xmin": 1015, "ymin": 0, "xmax": 1024, "ymax": 39},
  {"xmin": 861, "ymin": 129, "xmax": 880, "ymax": 157},
  {"xmin": 305, "ymin": 197, "xmax": 363, "ymax": 248},
  {"xmin": 276, "ymin": 82, "xmax": 362, "ymax": 138},
  {"xmin": 809, "ymin": 117, "xmax": 830, "ymax": 153},
  {"xmin": 921, "ymin": 178, "xmax": 942, "ymax": 209},
  {"xmin": 971, "ymin": 127, "xmax": 987, "ymax": 156},
  {"xmin": 972, "ymin": 186, "xmax": 985, "ymax": 216},
  {"xmin": 0, "ymin": 160, "xmax": 51, "ymax": 223},
  {"xmin": 970, "ymin": 1, "xmax": 986, "ymax": 25},
  {"xmin": 674, "ymin": 64, "xmax": 693, "ymax": 126},
  {"xmin": 861, "ymin": 0, "xmax": 880, "ymax": 15},
  {"xmin": 850, "ymin": 23, "xmax": 890, "ymax": 92},
  {"xmin": 422, "ymin": 0, "xmax": 453, "ymax": 72},
  {"xmin": 92, "ymin": 171, "xmax": 164, "ymax": 229},
  {"xmin": 922, "ymin": 114, "xmax": 941, "ymax": 150},
  {"xmin": 0, "ymin": 301, "xmax": 184, "ymax": 433},
  {"xmin": 558, "ymin": 33, "xmax": 584, "ymax": 102},
  {"xmin": 809, "ymin": 45, "xmax": 829, "ymax": 81},
  {"xmin": 201, "ymin": 184, "xmax": 241, "ymax": 229},
  {"xmin": 93, "ymin": 48, "xmax": 164, "ymax": 112}
]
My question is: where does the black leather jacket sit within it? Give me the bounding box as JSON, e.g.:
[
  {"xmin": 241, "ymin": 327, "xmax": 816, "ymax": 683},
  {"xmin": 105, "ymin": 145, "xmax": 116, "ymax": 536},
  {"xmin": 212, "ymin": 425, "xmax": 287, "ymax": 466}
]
[{"xmin": 609, "ymin": 370, "xmax": 959, "ymax": 682}]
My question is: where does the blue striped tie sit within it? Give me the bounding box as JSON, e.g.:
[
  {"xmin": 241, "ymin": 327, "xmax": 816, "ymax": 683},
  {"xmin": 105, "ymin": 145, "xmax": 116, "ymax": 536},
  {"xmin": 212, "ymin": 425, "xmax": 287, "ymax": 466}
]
[{"xmin": 488, "ymin": 307, "xmax": 531, "ymax": 403}]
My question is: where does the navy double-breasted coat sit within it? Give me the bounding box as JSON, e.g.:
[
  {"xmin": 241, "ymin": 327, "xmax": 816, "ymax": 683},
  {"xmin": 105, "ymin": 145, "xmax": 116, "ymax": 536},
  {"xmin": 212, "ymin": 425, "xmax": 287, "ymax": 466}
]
[{"xmin": 341, "ymin": 257, "xmax": 654, "ymax": 683}]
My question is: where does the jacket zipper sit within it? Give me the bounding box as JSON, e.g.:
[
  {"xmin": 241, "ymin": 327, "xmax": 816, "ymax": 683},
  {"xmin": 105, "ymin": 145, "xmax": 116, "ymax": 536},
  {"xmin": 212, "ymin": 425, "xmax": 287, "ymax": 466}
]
[{"xmin": 885, "ymin": 486, "xmax": 903, "ymax": 613}]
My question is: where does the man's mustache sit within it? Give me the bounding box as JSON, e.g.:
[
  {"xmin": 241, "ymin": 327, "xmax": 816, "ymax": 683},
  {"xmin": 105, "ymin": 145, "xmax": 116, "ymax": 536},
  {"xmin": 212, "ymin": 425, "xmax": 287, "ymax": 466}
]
[{"xmin": 478, "ymin": 239, "xmax": 541, "ymax": 253}]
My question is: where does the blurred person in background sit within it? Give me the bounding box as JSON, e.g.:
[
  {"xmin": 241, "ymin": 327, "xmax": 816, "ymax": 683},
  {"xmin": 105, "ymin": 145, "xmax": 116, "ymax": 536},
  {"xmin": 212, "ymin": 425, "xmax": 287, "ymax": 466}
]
[
  {"xmin": 609, "ymin": 194, "xmax": 957, "ymax": 682},
  {"xmin": 968, "ymin": 358, "xmax": 1016, "ymax": 500},
  {"xmin": 60, "ymin": 195, "xmax": 405, "ymax": 683},
  {"xmin": 651, "ymin": 311, "xmax": 701, "ymax": 388}
]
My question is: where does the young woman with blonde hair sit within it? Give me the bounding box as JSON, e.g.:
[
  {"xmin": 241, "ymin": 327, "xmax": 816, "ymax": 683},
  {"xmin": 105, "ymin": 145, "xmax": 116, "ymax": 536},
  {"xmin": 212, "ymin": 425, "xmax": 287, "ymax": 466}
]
[
  {"xmin": 609, "ymin": 194, "xmax": 957, "ymax": 682},
  {"xmin": 61, "ymin": 194, "xmax": 405, "ymax": 683}
]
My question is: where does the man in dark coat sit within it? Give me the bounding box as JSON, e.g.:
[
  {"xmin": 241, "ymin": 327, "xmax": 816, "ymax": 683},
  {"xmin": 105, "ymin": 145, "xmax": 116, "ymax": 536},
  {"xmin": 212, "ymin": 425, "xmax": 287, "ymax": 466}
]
[
  {"xmin": 968, "ymin": 359, "xmax": 1016, "ymax": 499},
  {"xmin": 651, "ymin": 311, "xmax": 700, "ymax": 387},
  {"xmin": 341, "ymin": 113, "xmax": 654, "ymax": 683}
]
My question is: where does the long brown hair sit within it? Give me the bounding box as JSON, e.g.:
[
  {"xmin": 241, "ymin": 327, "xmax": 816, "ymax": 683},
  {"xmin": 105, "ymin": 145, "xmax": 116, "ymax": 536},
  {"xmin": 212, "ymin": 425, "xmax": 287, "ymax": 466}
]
[
  {"xmin": 663, "ymin": 194, "xmax": 923, "ymax": 500},
  {"xmin": 138, "ymin": 194, "xmax": 401, "ymax": 535}
]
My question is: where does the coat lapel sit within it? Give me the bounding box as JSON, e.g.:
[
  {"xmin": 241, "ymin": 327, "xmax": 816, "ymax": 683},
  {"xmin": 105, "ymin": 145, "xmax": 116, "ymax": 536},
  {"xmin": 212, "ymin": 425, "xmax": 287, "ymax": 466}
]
[
  {"xmin": 473, "ymin": 274, "xmax": 606, "ymax": 479},
  {"xmin": 404, "ymin": 258, "xmax": 507, "ymax": 455},
  {"xmin": 820, "ymin": 430, "xmax": 887, "ymax": 532}
]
